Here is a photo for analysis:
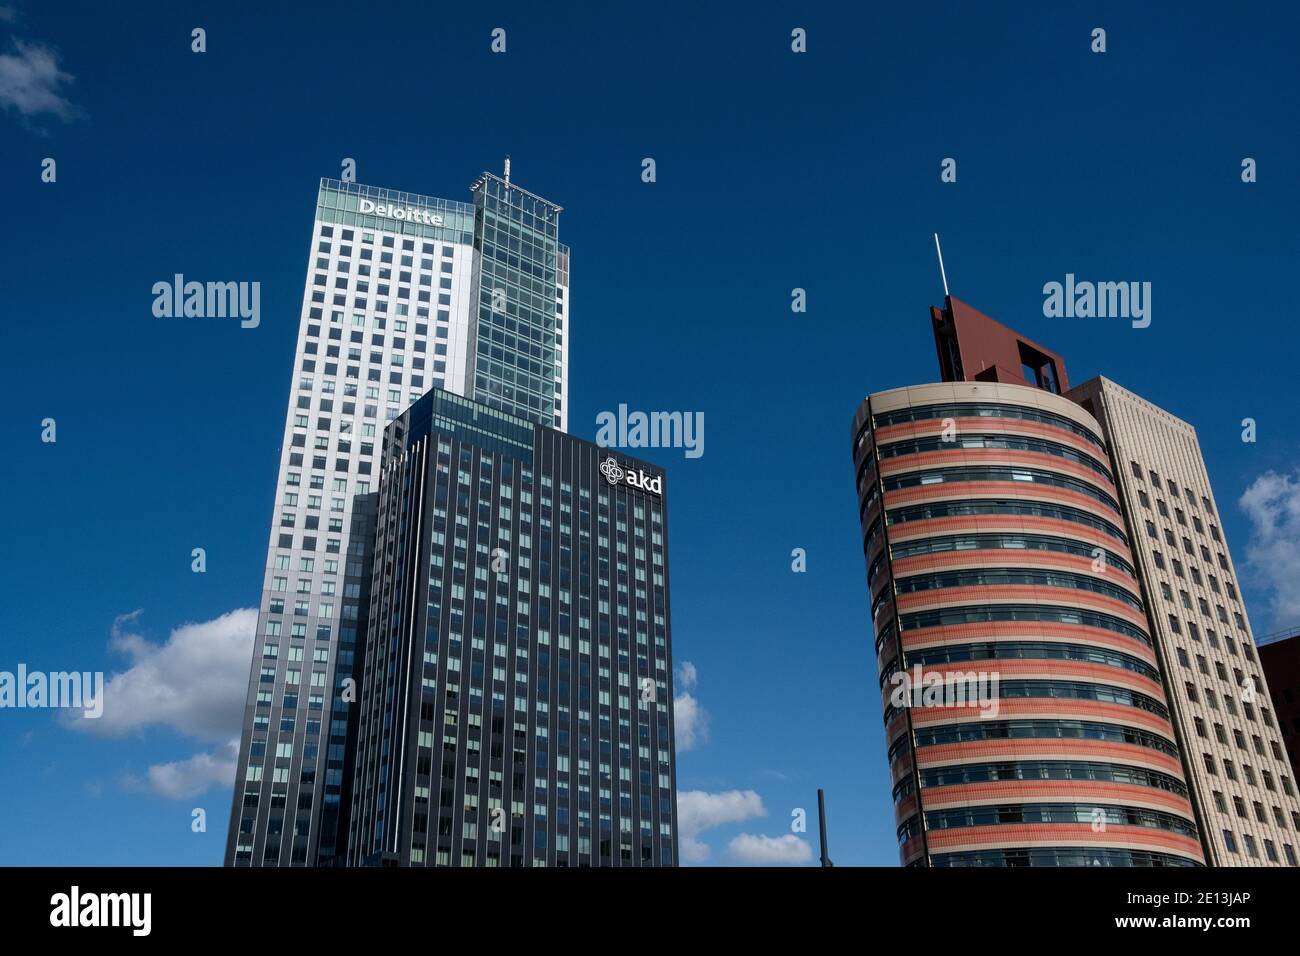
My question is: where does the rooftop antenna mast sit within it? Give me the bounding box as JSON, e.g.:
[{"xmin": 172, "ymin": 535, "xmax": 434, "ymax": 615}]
[
  {"xmin": 503, "ymin": 155, "xmax": 511, "ymax": 185},
  {"xmin": 935, "ymin": 232, "xmax": 956, "ymax": 299}
]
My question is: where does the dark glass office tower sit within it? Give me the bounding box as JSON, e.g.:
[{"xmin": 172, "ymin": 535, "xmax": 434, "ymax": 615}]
[{"xmin": 347, "ymin": 390, "xmax": 679, "ymax": 866}]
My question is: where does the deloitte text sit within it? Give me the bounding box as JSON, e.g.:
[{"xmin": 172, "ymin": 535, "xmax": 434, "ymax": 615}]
[{"xmin": 359, "ymin": 198, "xmax": 444, "ymax": 226}]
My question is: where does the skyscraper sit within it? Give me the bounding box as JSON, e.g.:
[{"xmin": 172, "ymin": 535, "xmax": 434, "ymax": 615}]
[
  {"xmin": 346, "ymin": 390, "xmax": 678, "ymax": 866},
  {"xmin": 853, "ymin": 379, "xmax": 1203, "ymax": 867},
  {"xmin": 1070, "ymin": 377, "xmax": 1300, "ymax": 866},
  {"xmin": 226, "ymin": 166, "xmax": 570, "ymax": 867},
  {"xmin": 1258, "ymin": 629, "xmax": 1300, "ymax": 786},
  {"xmin": 851, "ymin": 293, "xmax": 1300, "ymax": 867}
]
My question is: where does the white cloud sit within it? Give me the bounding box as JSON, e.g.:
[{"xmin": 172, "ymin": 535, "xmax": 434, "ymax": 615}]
[
  {"xmin": 673, "ymin": 661, "xmax": 709, "ymax": 752},
  {"xmin": 727, "ymin": 833, "xmax": 813, "ymax": 866},
  {"xmin": 676, "ymin": 661, "xmax": 698, "ymax": 691},
  {"xmin": 0, "ymin": 39, "xmax": 80, "ymax": 120},
  {"xmin": 1240, "ymin": 469, "xmax": 1300, "ymax": 631},
  {"xmin": 673, "ymin": 692, "xmax": 710, "ymax": 753},
  {"xmin": 677, "ymin": 789, "xmax": 766, "ymax": 863},
  {"xmin": 122, "ymin": 740, "xmax": 239, "ymax": 800},
  {"xmin": 65, "ymin": 608, "xmax": 257, "ymax": 742}
]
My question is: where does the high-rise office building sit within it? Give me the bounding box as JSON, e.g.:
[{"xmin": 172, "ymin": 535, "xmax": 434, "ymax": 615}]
[
  {"xmin": 853, "ymin": 378, "xmax": 1203, "ymax": 867},
  {"xmin": 1070, "ymin": 377, "xmax": 1300, "ymax": 866},
  {"xmin": 1259, "ymin": 630, "xmax": 1300, "ymax": 785},
  {"xmin": 227, "ymin": 166, "xmax": 570, "ymax": 866},
  {"xmin": 346, "ymin": 390, "xmax": 678, "ymax": 866},
  {"xmin": 852, "ymin": 293, "xmax": 1299, "ymax": 867}
]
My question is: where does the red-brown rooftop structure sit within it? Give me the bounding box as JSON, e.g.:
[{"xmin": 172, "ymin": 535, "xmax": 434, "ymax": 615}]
[{"xmin": 931, "ymin": 295, "xmax": 1069, "ymax": 394}]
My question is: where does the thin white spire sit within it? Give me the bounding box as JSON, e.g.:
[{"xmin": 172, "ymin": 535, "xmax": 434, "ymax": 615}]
[{"xmin": 934, "ymin": 233, "xmax": 950, "ymax": 297}]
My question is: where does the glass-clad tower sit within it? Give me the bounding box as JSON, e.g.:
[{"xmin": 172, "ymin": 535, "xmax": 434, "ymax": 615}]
[
  {"xmin": 226, "ymin": 167, "xmax": 569, "ymax": 867},
  {"xmin": 347, "ymin": 390, "xmax": 678, "ymax": 866},
  {"xmin": 467, "ymin": 171, "xmax": 568, "ymax": 431}
]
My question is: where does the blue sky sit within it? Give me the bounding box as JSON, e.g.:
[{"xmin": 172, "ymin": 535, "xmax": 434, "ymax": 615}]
[{"xmin": 2, "ymin": 0, "xmax": 1300, "ymax": 866}]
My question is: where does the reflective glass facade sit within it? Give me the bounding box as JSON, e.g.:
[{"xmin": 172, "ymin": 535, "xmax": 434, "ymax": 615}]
[
  {"xmin": 347, "ymin": 390, "xmax": 678, "ymax": 866},
  {"xmin": 226, "ymin": 169, "xmax": 570, "ymax": 867},
  {"xmin": 467, "ymin": 172, "xmax": 567, "ymax": 430}
]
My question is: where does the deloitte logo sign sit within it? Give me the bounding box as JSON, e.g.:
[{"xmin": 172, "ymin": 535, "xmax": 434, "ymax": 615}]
[
  {"xmin": 358, "ymin": 198, "xmax": 444, "ymax": 227},
  {"xmin": 600, "ymin": 456, "xmax": 663, "ymax": 496}
]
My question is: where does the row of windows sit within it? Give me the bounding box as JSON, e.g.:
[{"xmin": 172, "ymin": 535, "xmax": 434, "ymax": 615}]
[
  {"xmin": 907, "ymin": 718, "xmax": 1180, "ymax": 758},
  {"xmin": 900, "ymin": 603, "xmax": 1150, "ymax": 646},
  {"xmin": 1137, "ymin": 486, "xmax": 1221, "ymax": 541},
  {"xmin": 1208, "ymin": 787, "xmax": 1300, "ymax": 833},
  {"xmin": 312, "ymin": 266, "xmax": 454, "ymax": 303},
  {"xmin": 1167, "ymin": 618, "xmax": 1253, "ymax": 669},
  {"xmin": 870, "ymin": 401, "xmax": 1105, "ymax": 450},
  {"xmin": 1155, "ymin": 564, "xmax": 1238, "ymax": 608},
  {"xmin": 912, "ymin": 759, "xmax": 1188, "ymax": 797},
  {"xmin": 1178, "ymin": 651, "xmax": 1263, "ymax": 697},
  {"xmin": 888, "ymin": 567, "xmax": 1143, "ymax": 614},
  {"xmin": 882, "ymin": 532, "xmax": 1134, "ymax": 578},
  {"xmin": 239, "ymin": 849, "xmax": 674, "ymax": 867},
  {"xmin": 878, "ymin": 433, "xmax": 1112, "ymax": 482},
  {"xmin": 930, "ymin": 846, "xmax": 1200, "ymax": 867},
  {"xmin": 1198, "ymin": 749, "xmax": 1293, "ymax": 796},
  {"xmin": 1182, "ymin": 679, "xmax": 1273, "ymax": 728},
  {"xmin": 892, "ymin": 640, "xmax": 1161, "ymax": 684},
  {"xmin": 306, "ymin": 288, "xmax": 452, "ymax": 346},
  {"xmin": 319, "ymin": 222, "xmax": 459, "ymax": 257},
  {"xmin": 883, "ymin": 466, "xmax": 1120, "ymax": 514},
  {"xmin": 918, "ymin": 802, "xmax": 1197, "ymax": 839},
  {"xmin": 1219, "ymin": 827, "xmax": 1295, "ymax": 863},
  {"xmin": 297, "ymin": 365, "xmax": 432, "ymax": 418},
  {"xmin": 883, "ymin": 678, "xmax": 1169, "ymax": 729},
  {"xmin": 879, "ymin": 498, "xmax": 1128, "ymax": 546},
  {"xmin": 1127, "ymin": 459, "xmax": 1216, "ymax": 519},
  {"xmin": 1145, "ymin": 521, "xmax": 1234, "ymax": 582}
]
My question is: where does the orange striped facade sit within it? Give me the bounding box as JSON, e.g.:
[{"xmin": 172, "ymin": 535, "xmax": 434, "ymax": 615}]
[{"xmin": 853, "ymin": 385, "xmax": 1205, "ymax": 867}]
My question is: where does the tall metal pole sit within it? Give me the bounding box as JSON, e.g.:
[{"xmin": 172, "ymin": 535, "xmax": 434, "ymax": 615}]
[{"xmin": 817, "ymin": 789, "xmax": 833, "ymax": 867}]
